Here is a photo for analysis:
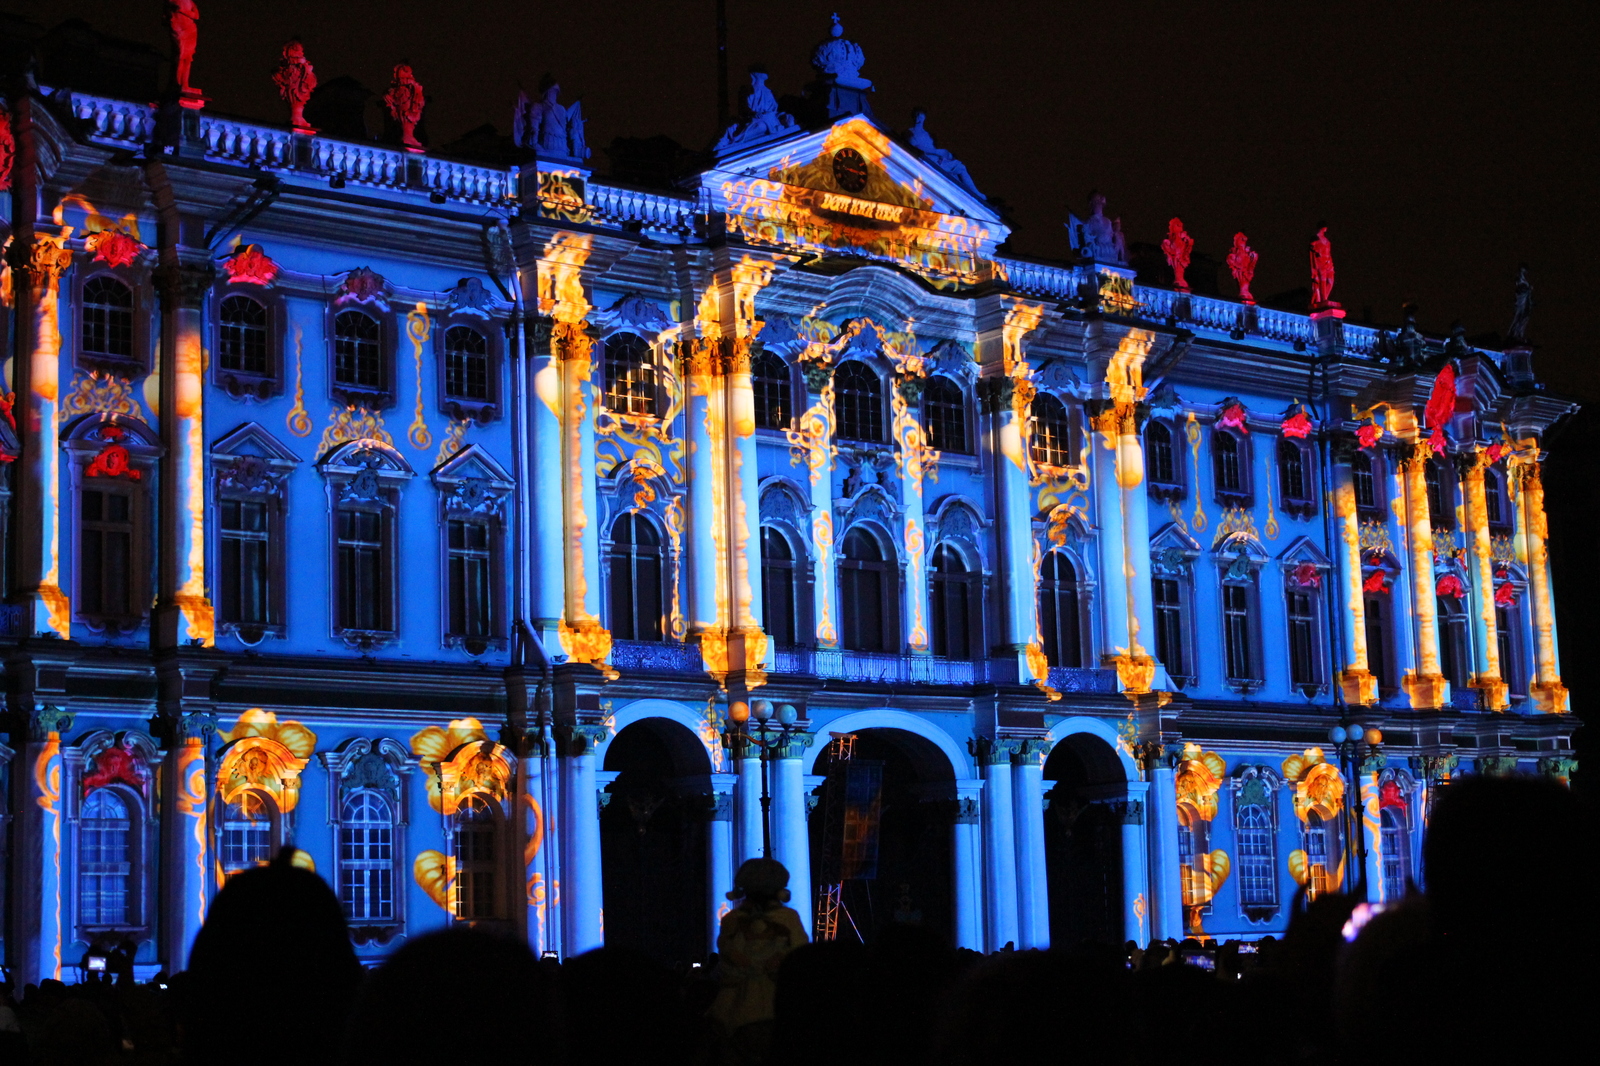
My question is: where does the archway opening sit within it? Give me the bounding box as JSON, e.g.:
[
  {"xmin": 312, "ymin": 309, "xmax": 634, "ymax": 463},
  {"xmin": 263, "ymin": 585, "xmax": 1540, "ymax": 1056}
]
[
  {"xmin": 600, "ymin": 718, "xmax": 711, "ymax": 964},
  {"xmin": 808, "ymin": 727, "xmax": 955, "ymax": 945},
  {"xmin": 1043, "ymin": 732, "xmax": 1127, "ymax": 948}
]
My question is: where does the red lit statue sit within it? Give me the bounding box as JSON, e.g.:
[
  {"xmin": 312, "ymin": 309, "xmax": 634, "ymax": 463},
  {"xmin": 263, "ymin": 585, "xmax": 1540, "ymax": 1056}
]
[
  {"xmin": 168, "ymin": 0, "xmax": 203, "ymax": 107},
  {"xmin": 1161, "ymin": 218, "xmax": 1194, "ymax": 292},
  {"xmin": 273, "ymin": 40, "xmax": 318, "ymax": 133},
  {"xmin": 384, "ymin": 64, "xmax": 426, "ymax": 153},
  {"xmin": 1226, "ymin": 232, "xmax": 1257, "ymax": 304},
  {"xmin": 1309, "ymin": 226, "xmax": 1336, "ymax": 309}
]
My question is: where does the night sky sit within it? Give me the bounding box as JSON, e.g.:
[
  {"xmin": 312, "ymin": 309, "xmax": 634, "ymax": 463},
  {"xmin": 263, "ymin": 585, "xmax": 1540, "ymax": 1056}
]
[{"xmin": 9, "ymin": 1, "xmax": 1596, "ymax": 772}]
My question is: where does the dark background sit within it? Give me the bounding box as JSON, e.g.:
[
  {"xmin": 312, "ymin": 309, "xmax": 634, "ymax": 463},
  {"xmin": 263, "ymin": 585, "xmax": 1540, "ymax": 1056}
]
[{"xmin": 8, "ymin": 0, "xmax": 1594, "ymax": 780}]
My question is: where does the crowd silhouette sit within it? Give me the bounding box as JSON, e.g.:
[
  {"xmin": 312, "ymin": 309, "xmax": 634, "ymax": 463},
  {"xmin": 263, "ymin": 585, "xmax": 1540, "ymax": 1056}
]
[{"xmin": 0, "ymin": 775, "xmax": 1587, "ymax": 1065}]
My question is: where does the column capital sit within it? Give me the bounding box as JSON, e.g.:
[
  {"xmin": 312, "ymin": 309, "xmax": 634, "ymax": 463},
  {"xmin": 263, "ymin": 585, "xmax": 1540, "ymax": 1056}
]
[
  {"xmin": 764, "ymin": 729, "xmax": 815, "ymax": 761},
  {"xmin": 557, "ymin": 723, "xmax": 609, "ymax": 757},
  {"xmin": 970, "ymin": 736, "xmax": 1024, "ymax": 766},
  {"xmin": 1011, "ymin": 737, "xmax": 1053, "ymax": 765},
  {"xmin": 1537, "ymin": 756, "xmax": 1577, "ymax": 784},
  {"xmin": 26, "ymin": 705, "xmax": 74, "ymax": 742},
  {"xmin": 9, "ymin": 236, "xmax": 72, "ymax": 288}
]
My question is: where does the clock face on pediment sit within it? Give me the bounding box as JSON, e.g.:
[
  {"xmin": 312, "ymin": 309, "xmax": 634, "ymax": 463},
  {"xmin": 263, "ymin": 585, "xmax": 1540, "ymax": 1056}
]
[{"xmin": 707, "ymin": 117, "xmax": 1008, "ymax": 291}]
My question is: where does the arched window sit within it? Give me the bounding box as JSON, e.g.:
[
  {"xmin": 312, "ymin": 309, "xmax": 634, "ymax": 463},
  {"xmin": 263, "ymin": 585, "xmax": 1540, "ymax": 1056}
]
[
  {"xmin": 333, "ymin": 310, "xmax": 384, "ymax": 390},
  {"xmin": 219, "ymin": 294, "xmax": 269, "ymax": 375},
  {"xmin": 1146, "ymin": 421, "xmax": 1178, "ymax": 485},
  {"xmin": 1287, "ymin": 587, "xmax": 1320, "ymax": 689},
  {"xmin": 1365, "ymin": 592, "xmax": 1393, "ymax": 690},
  {"xmin": 752, "ymin": 351, "xmax": 791, "ymax": 430},
  {"xmin": 339, "ymin": 790, "xmax": 395, "ymax": 923},
  {"xmin": 453, "ymin": 793, "xmax": 500, "ymax": 920},
  {"xmin": 1038, "ymin": 550, "xmax": 1083, "ymax": 668},
  {"xmin": 1484, "ymin": 468, "xmax": 1507, "ymax": 529},
  {"xmin": 922, "ymin": 376, "xmax": 968, "ymax": 454},
  {"xmin": 1235, "ymin": 800, "xmax": 1277, "ymax": 913},
  {"xmin": 443, "ymin": 325, "xmax": 491, "ymax": 401},
  {"xmin": 609, "ymin": 513, "xmax": 664, "ymax": 641},
  {"xmin": 79, "ymin": 789, "xmax": 134, "ymax": 927},
  {"xmin": 834, "ymin": 362, "xmax": 884, "ymax": 442},
  {"xmin": 1425, "ymin": 458, "xmax": 1452, "ymax": 527},
  {"xmin": 221, "ymin": 793, "xmax": 276, "ymax": 878},
  {"xmin": 82, "ymin": 276, "xmax": 135, "ymax": 360},
  {"xmin": 761, "ymin": 527, "xmax": 801, "ymax": 646},
  {"xmin": 839, "ymin": 527, "xmax": 896, "ymax": 652},
  {"xmin": 1177, "ymin": 806, "xmax": 1211, "ymax": 916},
  {"xmin": 603, "ymin": 333, "xmax": 656, "ymax": 416},
  {"xmin": 1380, "ymin": 805, "xmax": 1410, "ymax": 902},
  {"xmin": 1353, "ymin": 451, "xmax": 1378, "ymax": 511},
  {"xmin": 929, "ymin": 543, "xmax": 979, "ymax": 659},
  {"xmin": 1437, "ymin": 593, "xmax": 1471, "ymax": 690},
  {"xmin": 1278, "ymin": 439, "xmax": 1309, "ymax": 503},
  {"xmin": 1029, "ymin": 394, "xmax": 1074, "ymax": 468},
  {"xmin": 1214, "ymin": 431, "xmax": 1244, "ymax": 494}
]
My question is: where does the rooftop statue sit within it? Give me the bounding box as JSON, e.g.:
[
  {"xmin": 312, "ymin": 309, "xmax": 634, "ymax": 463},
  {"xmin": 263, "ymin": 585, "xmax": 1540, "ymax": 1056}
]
[
  {"xmin": 1161, "ymin": 217, "xmax": 1194, "ymax": 292},
  {"xmin": 810, "ymin": 14, "xmax": 874, "ymax": 119},
  {"xmin": 1309, "ymin": 225, "xmax": 1336, "ymax": 309},
  {"xmin": 714, "ymin": 70, "xmax": 796, "ymax": 154},
  {"xmin": 1226, "ymin": 232, "xmax": 1258, "ymax": 304},
  {"xmin": 383, "ymin": 64, "xmax": 426, "ymax": 153},
  {"xmin": 814, "ymin": 13, "xmax": 872, "ymax": 90},
  {"xmin": 515, "ymin": 80, "xmax": 590, "ymax": 163},
  {"xmin": 1507, "ymin": 265, "xmax": 1533, "ymax": 346},
  {"xmin": 906, "ymin": 110, "xmax": 980, "ymax": 197},
  {"xmin": 273, "ymin": 40, "xmax": 317, "ymax": 133},
  {"xmin": 167, "ymin": 0, "xmax": 203, "ymax": 106},
  {"xmin": 1067, "ymin": 193, "xmax": 1128, "ymax": 265}
]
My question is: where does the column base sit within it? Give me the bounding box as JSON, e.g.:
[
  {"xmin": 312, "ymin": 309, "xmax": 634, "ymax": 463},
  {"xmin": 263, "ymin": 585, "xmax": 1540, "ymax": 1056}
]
[
  {"xmin": 1469, "ymin": 677, "xmax": 1510, "ymax": 712},
  {"xmin": 1530, "ymin": 680, "xmax": 1569, "ymax": 714},
  {"xmin": 1338, "ymin": 669, "xmax": 1379, "ymax": 706},
  {"xmin": 1402, "ymin": 672, "xmax": 1450, "ymax": 710}
]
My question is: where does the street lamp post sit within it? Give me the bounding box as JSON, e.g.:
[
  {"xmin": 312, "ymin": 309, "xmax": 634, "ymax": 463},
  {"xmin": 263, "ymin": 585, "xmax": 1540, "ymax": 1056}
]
[
  {"xmin": 1328, "ymin": 722, "xmax": 1383, "ymax": 897},
  {"xmin": 724, "ymin": 698, "xmax": 802, "ymax": 860}
]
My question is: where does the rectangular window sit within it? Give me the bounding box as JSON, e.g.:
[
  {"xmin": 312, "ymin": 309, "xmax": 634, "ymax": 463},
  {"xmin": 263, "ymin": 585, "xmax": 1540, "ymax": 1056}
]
[
  {"xmin": 339, "ymin": 822, "xmax": 395, "ymax": 922},
  {"xmin": 337, "ymin": 507, "xmax": 390, "ymax": 632},
  {"xmin": 1223, "ymin": 583, "xmax": 1254, "ymax": 681},
  {"xmin": 1496, "ymin": 605, "xmax": 1519, "ymax": 693},
  {"xmin": 220, "ymin": 498, "xmax": 272, "ymax": 626},
  {"xmin": 1288, "ymin": 590, "xmax": 1317, "ymax": 687},
  {"xmin": 80, "ymin": 488, "xmax": 133, "ymax": 618},
  {"xmin": 1236, "ymin": 805, "xmax": 1276, "ymax": 908},
  {"xmin": 1382, "ymin": 821, "xmax": 1406, "ymax": 902},
  {"xmin": 1154, "ymin": 577, "xmax": 1185, "ymax": 677},
  {"xmin": 1305, "ymin": 821, "xmax": 1329, "ymax": 900},
  {"xmin": 1354, "ymin": 456, "xmax": 1377, "ymax": 510},
  {"xmin": 448, "ymin": 518, "xmax": 493, "ymax": 639},
  {"xmin": 1365, "ymin": 596, "xmax": 1390, "ymax": 689}
]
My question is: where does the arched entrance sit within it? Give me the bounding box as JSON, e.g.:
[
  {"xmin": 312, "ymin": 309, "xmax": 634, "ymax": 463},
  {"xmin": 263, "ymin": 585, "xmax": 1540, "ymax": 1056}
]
[
  {"xmin": 808, "ymin": 727, "xmax": 955, "ymax": 945},
  {"xmin": 601, "ymin": 718, "xmax": 711, "ymax": 964},
  {"xmin": 1043, "ymin": 732, "xmax": 1127, "ymax": 947}
]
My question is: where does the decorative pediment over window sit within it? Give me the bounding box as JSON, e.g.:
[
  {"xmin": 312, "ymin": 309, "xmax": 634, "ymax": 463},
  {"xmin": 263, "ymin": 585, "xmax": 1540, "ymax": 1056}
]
[
  {"xmin": 217, "ymin": 710, "xmax": 317, "ymax": 817},
  {"xmin": 336, "ymin": 267, "xmax": 389, "ymax": 308},
  {"xmin": 221, "ymin": 244, "xmax": 280, "ymax": 287},
  {"xmin": 590, "ymin": 292, "xmax": 675, "ymax": 341},
  {"xmin": 444, "ymin": 277, "xmax": 496, "ymax": 317},
  {"xmin": 431, "ymin": 443, "xmax": 514, "ymax": 517},
  {"xmin": 320, "ymin": 438, "xmax": 414, "ymax": 501},
  {"xmin": 319, "ymin": 737, "xmax": 412, "ymax": 818},
  {"xmin": 64, "ymin": 729, "xmax": 162, "ymax": 814},
  {"xmin": 928, "ymin": 495, "xmax": 988, "ymax": 547},
  {"xmin": 1279, "ymin": 536, "xmax": 1332, "ymax": 587},
  {"xmin": 211, "ymin": 422, "xmax": 301, "ymax": 496},
  {"xmin": 62, "ymin": 414, "xmax": 161, "ymax": 475},
  {"xmin": 755, "ymin": 315, "xmax": 810, "ymax": 360},
  {"xmin": 927, "ymin": 339, "xmax": 976, "ymax": 382},
  {"xmin": 1150, "ymin": 522, "xmax": 1202, "ymax": 575},
  {"xmin": 759, "ymin": 476, "xmax": 812, "ymax": 528},
  {"xmin": 435, "ymin": 740, "xmax": 514, "ymax": 816}
]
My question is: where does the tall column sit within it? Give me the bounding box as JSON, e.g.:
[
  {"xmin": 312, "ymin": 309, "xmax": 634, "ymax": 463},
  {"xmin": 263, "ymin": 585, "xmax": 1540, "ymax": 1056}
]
[
  {"xmin": 892, "ymin": 375, "xmax": 932, "ymax": 654},
  {"xmin": 685, "ymin": 339, "xmax": 721, "ymax": 640},
  {"xmin": 707, "ymin": 773, "xmax": 737, "ymax": 949},
  {"xmin": 528, "ymin": 317, "xmax": 567, "ymax": 644},
  {"xmin": 1147, "ymin": 761, "xmax": 1182, "ymax": 942},
  {"xmin": 952, "ymin": 780, "xmax": 984, "ymax": 951},
  {"xmin": 767, "ymin": 731, "xmax": 816, "ymax": 937},
  {"xmin": 1460, "ymin": 451, "xmax": 1508, "ymax": 710},
  {"xmin": 1119, "ymin": 782, "xmax": 1152, "ymax": 944},
  {"xmin": 976, "ymin": 737, "xmax": 1021, "ymax": 950},
  {"xmin": 148, "ymin": 172, "xmax": 215, "ymax": 648},
  {"xmin": 984, "ymin": 377, "xmax": 1040, "ymax": 680},
  {"xmin": 728, "ymin": 339, "xmax": 768, "ymax": 672},
  {"xmin": 10, "ymin": 236, "xmax": 75, "ymax": 638},
  {"xmin": 1360, "ymin": 760, "xmax": 1385, "ymax": 902},
  {"xmin": 1399, "ymin": 441, "xmax": 1448, "ymax": 708},
  {"xmin": 1513, "ymin": 459, "xmax": 1567, "ymax": 712},
  {"xmin": 14, "ymin": 707, "xmax": 72, "ymax": 986},
  {"xmin": 1331, "ymin": 445, "xmax": 1377, "ymax": 704},
  {"xmin": 519, "ymin": 742, "xmax": 557, "ymax": 955},
  {"xmin": 558, "ymin": 724, "xmax": 607, "ymax": 955},
  {"xmin": 161, "ymin": 711, "xmax": 215, "ymax": 970},
  {"xmin": 796, "ymin": 364, "xmax": 840, "ymax": 648},
  {"xmin": 728, "ymin": 736, "xmax": 764, "ymax": 866},
  {"xmin": 1012, "ymin": 739, "xmax": 1051, "ymax": 949}
]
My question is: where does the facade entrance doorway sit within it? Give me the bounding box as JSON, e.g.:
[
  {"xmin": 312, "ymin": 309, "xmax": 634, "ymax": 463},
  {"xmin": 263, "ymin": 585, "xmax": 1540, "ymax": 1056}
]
[
  {"xmin": 600, "ymin": 718, "xmax": 711, "ymax": 964},
  {"xmin": 1043, "ymin": 733, "xmax": 1127, "ymax": 947}
]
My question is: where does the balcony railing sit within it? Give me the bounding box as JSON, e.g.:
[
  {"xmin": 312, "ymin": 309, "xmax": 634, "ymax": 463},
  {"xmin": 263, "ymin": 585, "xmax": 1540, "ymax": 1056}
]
[{"xmin": 608, "ymin": 640, "xmax": 705, "ymax": 673}]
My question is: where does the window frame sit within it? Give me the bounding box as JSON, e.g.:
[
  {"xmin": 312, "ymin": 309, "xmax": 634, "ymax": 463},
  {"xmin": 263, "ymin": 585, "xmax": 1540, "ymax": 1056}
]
[
  {"xmin": 213, "ymin": 283, "xmax": 286, "ymax": 400},
  {"xmin": 451, "ymin": 792, "xmax": 506, "ymax": 922},
  {"xmin": 321, "ymin": 738, "xmax": 412, "ymax": 939},
  {"xmin": 1379, "ymin": 803, "xmax": 1411, "ymax": 903},
  {"xmin": 1231, "ymin": 771, "xmax": 1280, "ymax": 922},
  {"xmin": 929, "ymin": 541, "xmax": 982, "ymax": 660},
  {"xmin": 1436, "ymin": 590, "xmax": 1472, "ymax": 691},
  {"xmin": 219, "ymin": 789, "xmax": 282, "ymax": 880},
  {"xmin": 1038, "ymin": 548, "xmax": 1089, "ymax": 669},
  {"xmin": 833, "ymin": 360, "xmax": 887, "ymax": 444},
  {"xmin": 1145, "ymin": 419, "xmax": 1184, "ymax": 500},
  {"xmin": 760, "ymin": 525, "xmax": 809, "ymax": 648},
  {"xmin": 1483, "ymin": 467, "xmax": 1511, "ymax": 532},
  {"xmin": 436, "ymin": 317, "xmax": 503, "ymax": 424},
  {"xmin": 1277, "ymin": 437, "xmax": 1317, "ymax": 517},
  {"xmin": 1211, "ymin": 426, "xmax": 1253, "ymax": 507},
  {"xmin": 1028, "ymin": 392, "xmax": 1077, "ymax": 470},
  {"xmin": 837, "ymin": 524, "xmax": 900, "ymax": 653},
  {"xmin": 921, "ymin": 375, "xmax": 970, "ymax": 455},
  {"xmin": 608, "ymin": 511, "xmax": 667, "ymax": 643},
  {"xmin": 1352, "ymin": 449, "xmax": 1383, "ymax": 514},
  {"xmin": 339, "ymin": 789, "xmax": 399, "ymax": 925},
  {"xmin": 1283, "ymin": 571, "xmax": 1326, "ymax": 694},
  {"xmin": 66, "ymin": 418, "xmax": 159, "ymax": 634},
  {"xmin": 1151, "ymin": 571, "xmax": 1192, "ymax": 685},
  {"xmin": 1364, "ymin": 588, "xmax": 1396, "ymax": 693},
  {"xmin": 1424, "ymin": 457, "xmax": 1456, "ymax": 529},
  {"xmin": 600, "ymin": 331, "xmax": 660, "ymax": 420},
  {"xmin": 326, "ymin": 304, "xmax": 397, "ymax": 410},
  {"xmin": 444, "ymin": 513, "xmax": 501, "ymax": 652},
  {"xmin": 74, "ymin": 265, "xmax": 152, "ymax": 377},
  {"xmin": 751, "ymin": 349, "xmax": 795, "ymax": 433},
  {"xmin": 76, "ymin": 785, "xmax": 144, "ymax": 934},
  {"xmin": 1218, "ymin": 553, "xmax": 1264, "ymax": 691},
  {"xmin": 322, "ymin": 444, "xmax": 414, "ymax": 649}
]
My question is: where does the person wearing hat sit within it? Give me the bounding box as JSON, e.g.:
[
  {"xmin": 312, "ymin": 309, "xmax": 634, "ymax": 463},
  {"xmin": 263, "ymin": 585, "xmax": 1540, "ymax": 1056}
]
[{"xmin": 708, "ymin": 858, "xmax": 808, "ymax": 1063}]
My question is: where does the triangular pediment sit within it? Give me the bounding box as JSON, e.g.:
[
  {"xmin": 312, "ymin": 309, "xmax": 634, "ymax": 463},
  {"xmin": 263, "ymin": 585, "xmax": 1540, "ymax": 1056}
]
[
  {"xmin": 432, "ymin": 443, "xmax": 514, "ymax": 487},
  {"xmin": 211, "ymin": 422, "xmax": 302, "ymax": 464},
  {"xmin": 703, "ymin": 117, "xmax": 1008, "ymax": 286}
]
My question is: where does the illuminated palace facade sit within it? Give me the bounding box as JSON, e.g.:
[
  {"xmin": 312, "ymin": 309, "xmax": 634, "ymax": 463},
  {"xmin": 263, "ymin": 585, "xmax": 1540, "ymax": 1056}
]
[{"xmin": 0, "ymin": 20, "xmax": 1579, "ymax": 983}]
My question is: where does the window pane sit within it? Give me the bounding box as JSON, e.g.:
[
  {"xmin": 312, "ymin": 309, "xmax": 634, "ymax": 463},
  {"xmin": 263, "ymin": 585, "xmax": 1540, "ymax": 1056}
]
[
  {"xmin": 603, "ymin": 333, "xmax": 656, "ymax": 417},
  {"xmin": 338, "ymin": 506, "xmax": 388, "ymax": 631},
  {"xmin": 1039, "ymin": 552, "xmax": 1081, "ymax": 668},
  {"xmin": 339, "ymin": 791, "xmax": 395, "ymax": 922},
  {"xmin": 1237, "ymin": 803, "xmax": 1276, "ymax": 908},
  {"xmin": 83, "ymin": 276, "xmax": 135, "ymax": 359},
  {"xmin": 1154, "ymin": 577, "xmax": 1184, "ymax": 676},
  {"xmin": 923, "ymin": 377, "xmax": 967, "ymax": 454},
  {"xmin": 1224, "ymin": 583, "xmax": 1253, "ymax": 680},
  {"xmin": 334, "ymin": 311, "xmax": 383, "ymax": 389},
  {"xmin": 1029, "ymin": 395, "xmax": 1073, "ymax": 467},
  {"xmin": 761, "ymin": 528, "xmax": 797, "ymax": 646},
  {"xmin": 834, "ymin": 362, "xmax": 883, "ymax": 442},
  {"xmin": 220, "ymin": 295, "xmax": 270, "ymax": 375},
  {"xmin": 752, "ymin": 352, "xmax": 790, "ymax": 430},
  {"xmin": 1354, "ymin": 453, "xmax": 1377, "ymax": 510},
  {"xmin": 80, "ymin": 789, "xmax": 133, "ymax": 926},
  {"xmin": 1215, "ymin": 433, "xmax": 1241, "ymax": 492},
  {"xmin": 1147, "ymin": 422, "xmax": 1175, "ymax": 484},
  {"xmin": 444, "ymin": 326, "xmax": 491, "ymax": 400},
  {"xmin": 1366, "ymin": 596, "xmax": 1389, "ymax": 688}
]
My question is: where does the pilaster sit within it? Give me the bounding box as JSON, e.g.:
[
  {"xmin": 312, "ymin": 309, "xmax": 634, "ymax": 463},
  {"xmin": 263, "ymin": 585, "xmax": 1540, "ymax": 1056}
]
[
  {"xmin": 1513, "ymin": 459, "xmax": 1567, "ymax": 712},
  {"xmin": 1399, "ymin": 440, "xmax": 1448, "ymax": 708},
  {"xmin": 1460, "ymin": 450, "xmax": 1508, "ymax": 710},
  {"xmin": 1011, "ymin": 738, "xmax": 1051, "ymax": 949},
  {"xmin": 972, "ymin": 735, "xmax": 1021, "ymax": 949},
  {"xmin": 1331, "ymin": 441, "xmax": 1377, "ymax": 704}
]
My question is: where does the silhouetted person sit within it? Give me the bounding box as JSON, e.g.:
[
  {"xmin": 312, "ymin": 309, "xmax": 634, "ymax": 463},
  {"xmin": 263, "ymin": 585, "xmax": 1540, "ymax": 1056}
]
[
  {"xmin": 934, "ymin": 947, "xmax": 1130, "ymax": 1065},
  {"xmin": 344, "ymin": 926, "xmax": 554, "ymax": 1065},
  {"xmin": 709, "ymin": 858, "xmax": 807, "ymax": 1065},
  {"xmin": 562, "ymin": 946, "xmax": 692, "ymax": 1066},
  {"xmin": 182, "ymin": 850, "xmax": 362, "ymax": 1066}
]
